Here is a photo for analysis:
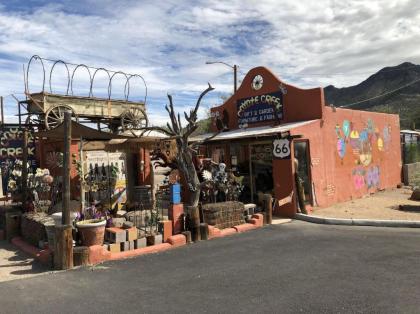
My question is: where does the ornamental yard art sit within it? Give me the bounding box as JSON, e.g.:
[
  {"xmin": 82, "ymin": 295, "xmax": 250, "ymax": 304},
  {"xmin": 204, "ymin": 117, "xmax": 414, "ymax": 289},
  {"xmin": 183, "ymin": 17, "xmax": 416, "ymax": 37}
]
[{"xmin": 0, "ymin": 125, "xmax": 37, "ymax": 195}]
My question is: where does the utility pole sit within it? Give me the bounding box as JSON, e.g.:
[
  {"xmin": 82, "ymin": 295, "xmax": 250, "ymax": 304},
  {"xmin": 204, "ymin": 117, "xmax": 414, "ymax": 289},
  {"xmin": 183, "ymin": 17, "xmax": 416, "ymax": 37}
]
[
  {"xmin": 205, "ymin": 61, "xmax": 238, "ymax": 94},
  {"xmin": 233, "ymin": 64, "xmax": 237, "ymax": 93},
  {"xmin": 21, "ymin": 129, "xmax": 28, "ymax": 202},
  {"xmin": 0, "ymin": 96, "xmax": 4, "ymax": 126}
]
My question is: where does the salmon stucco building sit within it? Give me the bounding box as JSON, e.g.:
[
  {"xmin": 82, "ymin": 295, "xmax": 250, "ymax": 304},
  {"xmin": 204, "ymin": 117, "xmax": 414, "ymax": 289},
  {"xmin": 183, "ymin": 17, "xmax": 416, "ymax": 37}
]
[{"xmin": 193, "ymin": 66, "xmax": 402, "ymax": 217}]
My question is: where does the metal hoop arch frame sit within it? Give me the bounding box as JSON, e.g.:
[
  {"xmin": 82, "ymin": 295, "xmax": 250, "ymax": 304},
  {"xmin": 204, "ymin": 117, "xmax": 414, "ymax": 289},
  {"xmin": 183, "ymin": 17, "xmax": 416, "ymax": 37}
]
[
  {"xmin": 26, "ymin": 55, "xmax": 46, "ymax": 94},
  {"xmin": 70, "ymin": 64, "xmax": 92, "ymax": 96},
  {"xmin": 108, "ymin": 71, "xmax": 129, "ymax": 100},
  {"xmin": 49, "ymin": 60, "xmax": 71, "ymax": 95},
  {"xmin": 26, "ymin": 55, "xmax": 148, "ymax": 103},
  {"xmin": 90, "ymin": 67, "xmax": 111, "ymax": 98},
  {"xmin": 125, "ymin": 74, "xmax": 148, "ymax": 104}
]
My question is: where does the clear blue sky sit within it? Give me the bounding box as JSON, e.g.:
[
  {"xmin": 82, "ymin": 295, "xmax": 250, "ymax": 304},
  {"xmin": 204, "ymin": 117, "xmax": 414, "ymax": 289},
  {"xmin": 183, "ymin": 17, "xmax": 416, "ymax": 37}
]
[{"xmin": 0, "ymin": 0, "xmax": 419, "ymax": 125}]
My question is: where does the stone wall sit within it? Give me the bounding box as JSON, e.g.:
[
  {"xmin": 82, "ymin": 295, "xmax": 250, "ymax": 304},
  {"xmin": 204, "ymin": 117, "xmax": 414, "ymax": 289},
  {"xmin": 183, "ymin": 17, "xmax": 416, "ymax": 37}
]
[{"xmin": 202, "ymin": 201, "xmax": 245, "ymax": 229}]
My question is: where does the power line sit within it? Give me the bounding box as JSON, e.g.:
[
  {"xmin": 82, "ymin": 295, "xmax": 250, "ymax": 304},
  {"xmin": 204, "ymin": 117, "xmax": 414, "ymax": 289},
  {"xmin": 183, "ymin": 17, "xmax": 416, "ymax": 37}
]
[{"xmin": 339, "ymin": 77, "xmax": 420, "ymax": 108}]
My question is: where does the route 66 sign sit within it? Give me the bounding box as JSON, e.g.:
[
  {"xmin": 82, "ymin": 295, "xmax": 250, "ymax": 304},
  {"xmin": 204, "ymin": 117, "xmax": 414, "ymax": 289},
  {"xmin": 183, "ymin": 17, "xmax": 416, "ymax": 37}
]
[{"xmin": 273, "ymin": 138, "xmax": 291, "ymax": 159}]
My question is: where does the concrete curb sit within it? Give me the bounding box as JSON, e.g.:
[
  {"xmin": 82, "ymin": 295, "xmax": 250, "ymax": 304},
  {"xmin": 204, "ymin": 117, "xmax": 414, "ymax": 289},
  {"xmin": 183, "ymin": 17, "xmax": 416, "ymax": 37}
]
[{"xmin": 295, "ymin": 213, "xmax": 420, "ymax": 228}]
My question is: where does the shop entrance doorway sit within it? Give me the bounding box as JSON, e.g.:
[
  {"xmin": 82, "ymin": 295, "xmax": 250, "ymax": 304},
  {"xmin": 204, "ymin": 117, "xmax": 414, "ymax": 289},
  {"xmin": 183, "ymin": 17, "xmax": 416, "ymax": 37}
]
[
  {"xmin": 250, "ymin": 143, "xmax": 274, "ymax": 202},
  {"xmin": 293, "ymin": 140, "xmax": 312, "ymax": 204},
  {"xmin": 232, "ymin": 142, "xmax": 274, "ymax": 204}
]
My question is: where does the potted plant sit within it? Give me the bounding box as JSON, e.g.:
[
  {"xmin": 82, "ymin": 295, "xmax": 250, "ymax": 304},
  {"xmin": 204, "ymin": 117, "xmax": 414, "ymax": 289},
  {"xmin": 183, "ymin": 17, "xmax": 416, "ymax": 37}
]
[
  {"xmin": 75, "ymin": 201, "xmax": 109, "ymax": 246},
  {"xmin": 51, "ymin": 211, "xmax": 79, "ymax": 226},
  {"xmin": 76, "ymin": 218, "xmax": 107, "ymax": 246}
]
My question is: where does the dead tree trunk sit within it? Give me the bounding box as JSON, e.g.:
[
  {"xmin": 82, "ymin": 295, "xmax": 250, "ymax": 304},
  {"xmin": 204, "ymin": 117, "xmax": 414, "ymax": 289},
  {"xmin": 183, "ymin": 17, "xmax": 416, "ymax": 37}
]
[{"xmin": 139, "ymin": 84, "xmax": 221, "ymax": 241}]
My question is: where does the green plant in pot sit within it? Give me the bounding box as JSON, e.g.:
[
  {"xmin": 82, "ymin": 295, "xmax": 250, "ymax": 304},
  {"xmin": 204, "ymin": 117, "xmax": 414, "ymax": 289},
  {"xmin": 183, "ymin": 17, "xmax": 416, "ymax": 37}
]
[{"xmin": 75, "ymin": 201, "xmax": 108, "ymax": 246}]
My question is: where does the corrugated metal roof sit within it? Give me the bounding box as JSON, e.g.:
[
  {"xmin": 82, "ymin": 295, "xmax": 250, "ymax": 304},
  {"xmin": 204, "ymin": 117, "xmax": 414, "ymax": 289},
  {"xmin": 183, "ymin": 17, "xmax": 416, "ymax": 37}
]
[
  {"xmin": 190, "ymin": 120, "xmax": 318, "ymax": 142},
  {"xmin": 120, "ymin": 129, "xmax": 169, "ymax": 138}
]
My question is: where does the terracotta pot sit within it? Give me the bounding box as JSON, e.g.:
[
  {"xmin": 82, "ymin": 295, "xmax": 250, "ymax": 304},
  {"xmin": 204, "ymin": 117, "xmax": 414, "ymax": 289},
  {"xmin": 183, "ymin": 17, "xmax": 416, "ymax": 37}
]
[
  {"xmin": 76, "ymin": 219, "xmax": 106, "ymax": 246},
  {"xmin": 52, "ymin": 212, "xmax": 78, "ymax": 226}
]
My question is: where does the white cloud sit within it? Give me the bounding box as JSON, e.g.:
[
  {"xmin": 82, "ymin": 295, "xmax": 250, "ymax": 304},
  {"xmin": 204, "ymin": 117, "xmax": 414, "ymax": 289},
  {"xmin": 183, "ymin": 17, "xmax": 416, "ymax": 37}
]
[{"xmin": 0, "ymin": 0, "xmax": 419, "ymax": 125}]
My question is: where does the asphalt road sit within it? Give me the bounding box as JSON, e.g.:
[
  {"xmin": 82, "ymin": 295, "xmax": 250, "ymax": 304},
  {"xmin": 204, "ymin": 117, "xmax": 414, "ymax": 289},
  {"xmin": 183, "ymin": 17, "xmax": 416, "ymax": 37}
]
[{"xmin": 1, "ymin": 221, "xmax": 420, "ymax": 314}]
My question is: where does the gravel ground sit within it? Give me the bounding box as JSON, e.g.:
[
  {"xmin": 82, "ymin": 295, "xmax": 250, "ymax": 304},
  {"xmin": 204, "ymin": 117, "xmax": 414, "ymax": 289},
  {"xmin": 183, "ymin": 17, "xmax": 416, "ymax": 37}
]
[
  {"xmin": 312, "ymin": 188, "xmax": 420, "ymax": 220},
  {"xmin": 0, "ymin": 240, "xmax": 49, "ymax": 283}
]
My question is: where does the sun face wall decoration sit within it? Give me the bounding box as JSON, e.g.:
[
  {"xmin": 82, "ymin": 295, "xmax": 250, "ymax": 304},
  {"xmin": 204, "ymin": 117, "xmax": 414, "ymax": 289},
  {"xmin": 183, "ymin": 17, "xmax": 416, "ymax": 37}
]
[{"xmin": 252, "ymin": 75, "xmax": 263, "ymax": 90}]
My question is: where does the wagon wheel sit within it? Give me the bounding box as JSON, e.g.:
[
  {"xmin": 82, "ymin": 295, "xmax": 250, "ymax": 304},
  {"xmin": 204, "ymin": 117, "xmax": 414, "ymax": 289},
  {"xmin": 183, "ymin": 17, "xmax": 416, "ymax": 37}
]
[
  {"xmin": 121, "ymin": 108, "xmax": 148, "ymax": 131},
  {"xmin": 25, "ymin": 113, "xmax": 45, "ymax": 131},
  {"xmin": 44, "ymin": 105, "xmax": 76, "ymax": 130}
]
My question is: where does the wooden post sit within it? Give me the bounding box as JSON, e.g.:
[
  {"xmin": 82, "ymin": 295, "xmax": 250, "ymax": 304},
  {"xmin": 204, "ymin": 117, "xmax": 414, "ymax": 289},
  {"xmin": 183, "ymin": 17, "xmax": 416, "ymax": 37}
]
[
  {"xmin": 79, "ymin": 137, "xmax": 85, "ymax": 210},
  {"xmin": 0, "ymin": 167, "xmax": 4, "ymax": 199},
  {"xmin": 248, "ymin": 144, "xmax": 254, "ymax": 203},
  {"xmin": 264, "ymin": 194, "xmax": 273, "ymax": 224},
  {"xmin": 62, "ymin": 111, "xmax": 71, "ymax": 225},
  {"xmin": 73, "ymin": 246, "xmax": 89, "ymax": 266},
  {"xmin": 21, "ymin": 129, "xmax": 28, "ymax": 202},
  {"xmin": 182, "ymin": 231, "xmax": 192, "ymax": 244},
  {"xmin": 186, "ymin": 205, "xmax": 201, "ymax": 242},
  {"xmin": 54, "ymin": 224, "xmax": 73, "ymax": 270},
  {"xmin": 54, "ymin": 110, "xmax": 73, "ymax": 270},
  {"xmin": 150, "ymin": 156, "xmax": 155, "ymax": 209},
  {"xmin": 200, "ymin": 223, "xmax": 209, "ymax": 240}
]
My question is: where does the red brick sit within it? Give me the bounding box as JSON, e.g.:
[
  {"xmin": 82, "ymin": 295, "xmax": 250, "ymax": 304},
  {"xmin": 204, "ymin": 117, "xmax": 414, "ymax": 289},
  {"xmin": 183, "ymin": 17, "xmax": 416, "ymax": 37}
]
[
  {"xmin": 250, "ymin": 214, "xmax": 264, "ymax": 227},
  {"xmin": 38, "ymin": 248, "xmax": 52, "ymax": 265},
  {"xmin": 234, "ymin": 223, "xmax": 257, "ymax": 233},
  {"xmin": 169, "ymin": 203, "xmax": 184, "ymax": 234},
  {"xmin": 161, "ymin": 220, "xmax": 173, "ymax": 242},
  {"xmin": 88, "ymin": 245, "xmax": 111, "ymax": 265},
  {"xmin": 11, "ymin": 237, "xmax": 52, "ymax": 265},
  {"xmin": 208, "ymin": 225, "xmax": 221, "ymax": 239},
  {"xmin": 166, "ymin": 234, "xmax": 186, "ymax": 247},
  {"xmin": 220, "ymin": 228, "xmax": 237, "ymax": 237}
]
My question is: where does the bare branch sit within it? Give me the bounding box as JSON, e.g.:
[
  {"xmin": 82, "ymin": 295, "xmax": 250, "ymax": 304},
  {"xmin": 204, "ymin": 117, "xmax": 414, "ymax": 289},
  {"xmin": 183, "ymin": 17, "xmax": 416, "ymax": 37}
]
[
  {"xmin": 167, "ymin": 94, "xmax": 180, "ymax": 133},
  {"xmin": 177, "ymin": 112, "xmax": 182, "ymax": 132},
  {"xmin": 184, "ymin": 123, "xmax": 198, "ymax": 138},
  {"xmin": 184, "ymin": 111, "xmax": 192, "ymax": 124},
  {"xmin": 190, "ymin": 83, "xmax": 214, "ymax": 123},
  {"xmin": 166, "ymin": 122, "xmax": 175, "ymax": 135}
]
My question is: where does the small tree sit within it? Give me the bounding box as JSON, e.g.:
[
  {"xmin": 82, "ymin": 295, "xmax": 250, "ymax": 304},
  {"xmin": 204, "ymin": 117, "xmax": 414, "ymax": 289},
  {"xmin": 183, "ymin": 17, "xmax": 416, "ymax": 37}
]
[{"xmin": 139, "ymin": 84, "xmax": 222, "ymax": 240}]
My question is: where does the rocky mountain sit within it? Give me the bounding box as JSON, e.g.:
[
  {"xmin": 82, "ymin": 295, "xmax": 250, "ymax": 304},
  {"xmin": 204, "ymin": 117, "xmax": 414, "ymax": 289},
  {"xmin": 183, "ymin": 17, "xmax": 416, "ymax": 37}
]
[{"xmin": 324, "ymin": 62, "xmax": 420, "ymax": 129}]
